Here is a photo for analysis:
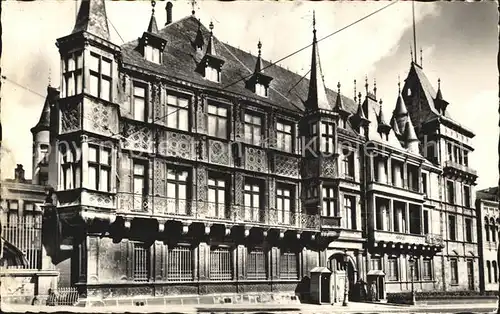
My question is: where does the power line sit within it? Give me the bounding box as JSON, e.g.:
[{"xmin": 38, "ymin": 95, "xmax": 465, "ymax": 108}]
[{"xmin": 108, "ymin": 18, "xmax": 125, "ymax": 44}]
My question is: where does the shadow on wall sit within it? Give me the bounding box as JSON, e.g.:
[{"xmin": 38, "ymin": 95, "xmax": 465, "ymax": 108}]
[{"xmin": 295, "ymin": 276, "xmax": 311, "ymax": 303}]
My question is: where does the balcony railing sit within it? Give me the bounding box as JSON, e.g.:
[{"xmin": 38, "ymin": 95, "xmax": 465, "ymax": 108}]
[
  {"xmin": 444, "ymin": 160, "xmax": 477, "ymax": 176},
  {"xmin": 116, "ymin": 193, "xmax": 320, "ymax": 230},
  {"xmin": 373, "ymin": 230, "xmax": 426, "ymax": 245}
]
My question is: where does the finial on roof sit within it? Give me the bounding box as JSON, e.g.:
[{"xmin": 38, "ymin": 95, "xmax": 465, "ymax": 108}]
[
  {"xmin": 358, "ymin": 92, "xmax": 362, "ymax": 105},
  {"xmin": 254, "ymin": 40, "xmax": 265, "ymax": 73},
  {"xmin": 152, "ymin": 0, "xmax": 156, "ymax": 14},
  {"xmin": 147, "ymin": 0, "xmax": 159, "ymax": 33},
  {"xmin": 209, "ymin": 21, "xmax": 214, "ymax": 33},
  {"xmin": 337, "ymin": 82, "xmax": 341, "ymax": 94},
  {"xmin": 420, "ymin": 47, "xmax": 423, "ymax": 66},
  {"xmin": 258, "ymin": 40, "xmax": 262, "ymax": 57},
  {"xmin": 373, "ymin": 78, "xmax": 377, "ymax": 97},
  {"xmin": 410, "ymin": 45, "xmax": 413, "ymax": 63},
  {"xmin": 438, "ymin": 78, "xmax": 441, "ymax": 89},
  {"xmin": 191, "ymin": 0, "xmax": 197, "ymax": 16},
  {"xmin": 365, "ymin": 75, "xmax": 369, "ymax": 94},
  {"xmin": 313, "ymin": 10, "xmax": 316, "ymax": 32},
  {"xmin": 48, "ymin": 67, "xmax": 52, "ymax": 87},
  {"xmin": 354, "ymin": 79, "xmax": 357, "ymax": 103},
  {"xmin": 398, "ymin": 75, "xmax": 401, "ymax": 93}
]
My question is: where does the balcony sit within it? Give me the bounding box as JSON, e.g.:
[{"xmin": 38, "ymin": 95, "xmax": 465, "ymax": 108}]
[
  {"xmin": 367, "ymin": 181, "xmax": 424, "ymax": 202},
  {"xmin": 116, "ymin": 193, "xmax": 320, "ymax": 231},
  {"xmin": 443, "ymin": 160, "xmax": 477, "ymax": 178}
]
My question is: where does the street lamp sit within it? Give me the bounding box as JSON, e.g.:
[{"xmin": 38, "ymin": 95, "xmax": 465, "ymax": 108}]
[
  {"xmin": 408, "ymin": 256, "xmax": 416, "ymax": 305},
  {"xmin": 342, "ymin": 250, "xmax": 349, "ymax": 306}
]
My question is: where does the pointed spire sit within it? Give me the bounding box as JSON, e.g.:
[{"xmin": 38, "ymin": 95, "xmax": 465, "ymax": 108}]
[
  {"xmin": 395, "ymin": 87, "xmax": 408, "ymax": 116},
  {"xmin": 147, "ymin": 1, "xmax": 159, "ymax": 33},
  {"xmin": 31, "ymin": 86, "xmax": 59, "ymax": 134},
  {"xmin": 377, "ymin": 100, "xmax": 388, "ymax": 126},
  {"xmin": 335, "ymin": 82, "xmax": 344, "ymax": 110},
  {"xmin": 373, "ymin": 78, "xmax": 377, "ymax": 98},
  {"xmin": 356, "ymin": 92, "xmax": 366, "ymax": 120},
  {"xmin": 305, "ymin": 11, "xmax": 330, "ymax": 111},
  {"xmin": 404, "ymin": 119, "xmax": 420, "ymax": 153},
  {"xmin": 377, "ymin": 99, "xmax": 391, "ymax": 137},
  {"xmin": 206, "ymin": 21, "xmax": 217, "ymax": 56},
  {"xmin": 48, "ymin": 67, "xmax": 52, "ymax": 87},
  {"xmin": 391, "ymin": 116, "xmax": 401, "ymax": 136},
  {"xmin": 72, "ymin": 0, "xmax": 111, "ymax": 41},
  {"xmin": 410, "ymin": 45, "xmax": 413, "ymax": 63},
  {"xmin": 435, "ymin": 78, "xmax": 443, "ymax": 100},
  {"xmin": 254, "ymin": 40, "xmax": 264, "ymax": 73}
]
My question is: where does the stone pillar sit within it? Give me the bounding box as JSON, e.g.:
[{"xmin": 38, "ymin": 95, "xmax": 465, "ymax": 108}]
[
  {"xmin": 403, "ymin": 163, "xmax": 408, "ymax": 189},
  {"xmin": 271, "ymin": 247, "xmax": 279, "ymax": 280},
  {"xmin": 81, "ymin": 135, "xmax": 89, "ymax": 188},
  {"xmin": 369, "ymin": 156, "xmax": 375, "ymax": 182},
  {"xmin": 388, "ymin": 200, "xmax": 394, "ymax": 232},
  {"xmin": 237, "ymin": 245, "xmax": 246, "ymax": 280},
  {"xmin": 405, "ymin": 203, "xmax": 410, "ymax": 234},
  {"xmin": 198, "ymin": 242, "xmax": 209, "ymax": 280},
  {"xmin": 387, "ymin": 158, "xmax": 392, "ymax": 185}
]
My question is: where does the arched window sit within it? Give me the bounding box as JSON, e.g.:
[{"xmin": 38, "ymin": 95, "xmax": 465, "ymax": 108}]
[
  {"xmin": 493, "ymin": 261, "xmax": 498, "ymax": 283},
  {"xmin": 487, "ymin": 261, "xmax": 492, "ymax": 283},
  {"xmin": 491, "ymin": 218, "xmax": 497, "ymax": 242},
  {"xmin": 485, "ymin": 217, "xmax": 490, "ymax": 241}
]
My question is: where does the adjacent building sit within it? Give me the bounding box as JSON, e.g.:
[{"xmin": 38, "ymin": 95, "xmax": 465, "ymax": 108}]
[
  {"xmin": 476, "ymin": 186, "xmax": 499, "ymax": 293},
  {"xmin": 38, "ymin": 0, "xmax": 479, "ymax": 305}
]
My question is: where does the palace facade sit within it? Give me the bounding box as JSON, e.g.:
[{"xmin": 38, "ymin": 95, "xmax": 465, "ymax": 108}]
[{"xmin": 39, "ymin": 0, "xmax": 479, "ymax": 304}]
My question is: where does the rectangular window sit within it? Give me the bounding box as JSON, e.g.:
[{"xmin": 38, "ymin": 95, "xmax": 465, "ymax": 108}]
[
  {"xmin": 446, "ymin": 180, "xmax": 455, "ymax": 204},
  {"xmin": 210, "ymin": 247, "xmax": 232, "ymax": 280},
  {"xmin": 40, "ymin": 144, "xmax": 49, "ymax": 166},
  {"xmin": 320, "ymin": 122, "xmax": 335, "ymax": 154},
  {"xmin": 207, "ymin": 103, "xmax": 228, "ymax": 138},
  {"xmin": 487, "ymin": 261, "xmax": 492, "ymax": 283},
  {"xmin": 205, "ymin": 66, "xmax": 220, "ymax": 82},
  {"xmin": 255, "ymin": 83, "xmax": 268, "ymax": 97},
  {"xmin": 342, "ymin": 150, "xmax": 355, "ymax": 179},
  {"xmin": 62, "ymin": 51, "xmax": 83, "ymax": 98},
  {"xmin": 464, "ymin": 151, "xmax": 469, "ymax": 166},
  {"xmin": 244, "ymin": 113, "xmax": 262, "ymax": 146},
  {"xmin": 465, "ymin": 218, "xmax": 473, "ymax": 243},
  {"xmin": 88, "ymin": 145, "xmax": 111, "ymax": 192},
  {"xmin": 387, "ymin": 257, "xmax": 399, "ymax": 281},
  {"xmin": 208, "ymin": 175, "xmax": 227, "ymax": 219},
  {"xmin": 166, "ymin": 167, "xmax": 189, "ymax": 215},
  {"xmin": 371, "ymin": 257, "xmax": 382, "ymax": 270},
  {"xmin": 8, "ymin": 200, "xmax": 19, "ymax": 210},
  {"xmin": 144, "ymin": 45, "xmax": 161, "ymax": 64},
  {"xmin": 276, "ymin": 121, "xmax": 293, "ymax": 153},
  {"xmin": 279, "ymin": 251, "xmax": 299, "ymax": 279},
  {"xmin": 165, "ymin": 93, "xmax": 189, "ymax": 131},
  {"xmin": 247, "ymin": 248, "xmax": 266, "ymax": 280},
  {"xmin": 463, "ymin": 185, "xmax": 471, "ymax": 207},
  {"xmin": 168, "ymin": 245, "xmax": 193, "ymax": 281},
  {"xmin": 60, "ymin": 145, "xmax": 81, "ymax": 190},
  {"xmin": 450, "ymin": 258, "xmax": 458, "ymax": 285},
  {"xmin": 322, "ymin": 187, "xmax": 336, "ymax": 217},
  {"xmin": 132, "ymin": 160, "xmax": 150, "ymax": 212},
  {"xmin": 448, "ymin": 215, "xmax": 457, "ymax": 241},
  {"xmin": 343, "ymin": 195, "xmax": 357, "ymax": 230},
  {"xmin": 89, "ymin": 53, "xmax": 112, "ymax": 101},
  {"xmin": 447, "ymin": 142, "xmax": 453, "ymax": 161},
  {"xmin": 24, "ymin": 202, "xmax": 35, "ymax": 212},
  {"xmin": 421, "ymin": 173, "xmax": 427, "ymax": 194},
  {"xmin": 133, "ymin": 84, "xmax": 146, "ymax": 121},
  {"xmin": 244, "ymin": 180, "xmax": 262, "ymax": 222},
  {"xmin": 276, "ymin": 184, "xmax": 293, "ymax": 225},
  {"xmin": 422, "ymin": 259, "xmax": 433, "ymax": 280},
  {"xmin": 133, "ymin": 243, "xmax": 149, "ymax": 282}
]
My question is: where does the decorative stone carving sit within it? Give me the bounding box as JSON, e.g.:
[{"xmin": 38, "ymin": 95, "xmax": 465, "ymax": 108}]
[
  {"xmin": 60, "ymin": 102, "xmax": 81, "ymax": 133},
  {"xmin": 85, "ymin": 101, "xmax": 116, "ymax": 136},
  {"xmin": 120, "ymin": 123, "xmax": 154, "ymax": 153},
  {"xmin": 245, "ymin": 147, "xmax": 268, "ymax": 172},
  {"xmin": 234, "ymin": 173, "xmax": 244, "ymax": 205},
  {"xmin": 153, "ymin": 159, "xmax": 166, "ymax": 197},
  {"xmin": 209, "ymin": 140, "xmax": 230, "ymax": 165},
  {"xmin": 82, "ymin": 191, "xmax": 114, "ymax": 209},
  {"xmin": 197, "ymin": 94, "xmax": 206, "ymax": 134},
  {"xmin": 321, "ymin": 156, "xmax": 337, "ymax": 178},
  {"xmin": 275, "ymin": 155, "xmax": 299, "ymax": 177},
  {"xmin": 197, "ymin": 166, "xmax": 208, "ymax": 215},
  {"xmin": 165, "ymin": 131, "xmax": 192, "ymax": 159}
]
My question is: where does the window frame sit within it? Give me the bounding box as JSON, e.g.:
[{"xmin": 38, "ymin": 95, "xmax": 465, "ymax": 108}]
[
  {"xmin": 279, "ymin": 250, "xmax": 299, "ymax": 280},
  {"xmin": 446, "ymin": 180, "xmax": 455, "ymax": 204},
  {"xmin": 87, "ymin": 144, "xmax": 112, "ymax": 192},
  {"xmin": 207, "ymin": 174, "xmax": 228, "ymax": 219},
  {"xmin": 448, "ymin": 214, "xmax": 457, "ymax": 241},
  {"xmin": 209, "ymin": 246, "xmax": 233, "ymax": 281},
  {"xmin": 322, "ymin": 186, "xmax": 337, "ymax": 217},
  {"xmin": 387, "ymin": 257, "xmax": 399, "ymax": 281},
  {"xmin": 144, "ymin": 45, "xmax": 162, "ymax": 64},
  {"xmin": 342, "ymin": 149, "xmax": 355, "ymax": 179},
  {"xmin": 62, "ymin": 51, "xmax": 83, "ymax": 98},
  {"xmin": 422, "ymin": 258, "xmax": 433, "ymax": 281},
  {"xmin": 132, "ymin": 160, "xmax": 149, "ymax": 212},
  {"xmin": 246, "ymin": 247, "xmax": 267, "ymax": 280},
  {"xmin": 343, "ymin": 194, "xmax": 357, "ymax": 230},
  {"xmin": 244, "ymin": 179, "xmax": 262, "ymax": 222},
  {"xmin": 89, "ymin": 52, "xmax": 112, "ymax": 101},
  {"xmin": 132, "ymin": 242, "xmax": 150, "ymax": 282},
  {"xmin": 243, "ymin": 111, "xmax": 263, "ymax": 146},
  {"xmin": 166, "ymin": 167, "xmax": 190, "ymax": 215},
  {"xmin": 164, "ymin": 92, "xmax": 190, "ymax": 131},
  {"xmin": 487, "ymin": 260, "xmax": 492, "ymax": 284},
  {"xmin": 60, "ymin": 145, "xmax": 81, "ymax": 190},
  {"xmin": 276, "ymin": 183, "xmax": 294, "ymax": 225},
  {"xmin": 465, "ymin": 218, "xmax": 473, "ymax": 243},
  {"xmin": 450, "ymin": 258, "xmax": 459, "ymax": 285},
  {"xmin": 167, "ymin": 244, "xmax": 193, "ymax": 281},
  {"xmin": 463, "ymin": 185, "xmax": 471, "ymax": 207},
  {"xmin": 132, "ymin": 82, "xmax": 147, "ymax": 122},
  {"xmin": 207, "ymin": 103, "xmax": 228, "ymax": 139},
  {"xmin": 276, "ymin": 120, "xmax": 293, "ymax": 153},
  {"xmin": 320, "ymin": 122, "xmax": 335, "ymax": 154}
]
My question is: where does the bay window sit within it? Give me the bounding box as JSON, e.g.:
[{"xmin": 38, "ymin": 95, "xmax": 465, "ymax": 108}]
[
  {"xmin": 62, "ymin": 51, "xmax": 83, "ymax": 97},
  {"xmin": 88, "ymin": 145, "xmax": 111, "ymax": 192},
  {"xmin": 89, "ymin": 53, "xmax": 112, "ymax": 101}
]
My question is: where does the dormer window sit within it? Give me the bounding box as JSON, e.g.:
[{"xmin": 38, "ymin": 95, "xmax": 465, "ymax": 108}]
[
  {"xmin": 255, "ymin": 83, "xmax": 268, "ymax": 98},
  {"xmin": 205, "ymin": 65, "xmax": 220, "ymax": 82},
  {"xmin": 145, "ymin": 45, "xmax": 161, "ymax": 64}
]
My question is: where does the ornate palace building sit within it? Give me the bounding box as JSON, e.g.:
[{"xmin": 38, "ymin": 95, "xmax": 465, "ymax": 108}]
[
  {"xmin": 476, "ymin": 187, "xmax": 499, "ymax": 293},
  {"xmin": 39, "ymin": 0, "xmax": 479, "ymax": 305}
]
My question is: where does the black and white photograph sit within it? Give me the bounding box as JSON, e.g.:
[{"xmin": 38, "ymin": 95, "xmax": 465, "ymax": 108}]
[{"xmin": 0, "ymin": 0, "xmax": 498, "ymax": 313}]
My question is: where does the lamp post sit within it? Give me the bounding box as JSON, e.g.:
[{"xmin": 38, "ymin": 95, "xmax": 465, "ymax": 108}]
[
  {"xmin": 409, "ymin": 256, "xmax": 416, "ymax": 305},
  {"xmin": 342, "ymin": 250, "xmax": 349, "ymax": 306}
]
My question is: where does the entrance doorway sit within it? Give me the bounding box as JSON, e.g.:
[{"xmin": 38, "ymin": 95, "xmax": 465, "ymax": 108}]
[{"xmin": 328, "ymin": 253, "xmax": 357, "ymax": 302}]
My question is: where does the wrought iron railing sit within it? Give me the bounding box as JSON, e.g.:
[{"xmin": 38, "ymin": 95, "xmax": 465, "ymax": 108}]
[
  {"xmin": 444, "ymin": 160, "xmax": 477, "ymax": 176},
  {"xmin": 116, "ymin": 193, "xmax": 320, "ymax": 229}
]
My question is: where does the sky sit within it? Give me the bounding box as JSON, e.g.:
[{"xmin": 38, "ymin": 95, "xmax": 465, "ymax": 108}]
[{"xmin": 1, "ymin": 0, "xmax": 498, "ymax": 190}]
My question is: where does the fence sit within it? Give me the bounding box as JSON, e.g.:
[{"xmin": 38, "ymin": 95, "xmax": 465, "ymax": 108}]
[{"xmin": 2, "ymin": 215, "xmax": 42, "ymax": 270}]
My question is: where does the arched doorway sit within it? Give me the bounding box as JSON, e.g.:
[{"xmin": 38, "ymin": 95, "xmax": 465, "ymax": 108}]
[{"xmin": 328, "ymin": 253, "xmax": 357, "ymax": 303}]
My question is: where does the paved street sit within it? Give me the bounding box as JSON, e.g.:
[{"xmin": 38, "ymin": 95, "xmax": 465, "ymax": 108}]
[{"xmin": 1, "ymin": 301, "xmax": 497, "ymax": 314}]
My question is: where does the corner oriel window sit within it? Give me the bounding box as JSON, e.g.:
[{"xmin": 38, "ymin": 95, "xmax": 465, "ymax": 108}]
[
  {"xmin": 60, "ymin": 144, "xmax": 81, "ymax": 190},
  {"xmin": 89, "ymin": 53, "xmax": 112, "ymax": 102},
  {"xmin": 62, "ymin": 51, "xmax": 83, "ymax": 98}
]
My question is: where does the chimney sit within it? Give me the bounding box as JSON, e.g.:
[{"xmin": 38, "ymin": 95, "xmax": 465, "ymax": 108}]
[
  {"xmin": 14, "ymin": 164, "xmax": 25, "ymax": 182},
  {"xmin": 166, "ymin": 2, "xmax": 173, "ymax": 25}
]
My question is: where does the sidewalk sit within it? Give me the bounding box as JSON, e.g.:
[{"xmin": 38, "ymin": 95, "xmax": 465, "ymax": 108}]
[{"xmin": 1, "ymin": 301, "xmax": 498, "ymax": 313}]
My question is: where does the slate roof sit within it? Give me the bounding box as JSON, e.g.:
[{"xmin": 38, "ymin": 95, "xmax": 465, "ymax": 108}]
[
  {"xmin": 120, "ymin": 15, "xmax": 360, "ymax": 117},
  {"xmin": 73, "ymin": 0, "xmax": 110, "ymax": 41},
  {"xmin": 31, "ymin": 86, "xmax": 58, "ymax": 134}
]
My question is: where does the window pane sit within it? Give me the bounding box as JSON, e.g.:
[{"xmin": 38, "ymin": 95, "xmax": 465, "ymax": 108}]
[
  {"xmin": 101, "ymin": 78, "xmax": 111, "ymax": 101},
  {"xmin": 218, "ymin": 107, "xmax": 227, "ymax": 116},
  {"xmin": 207, "ymin": 105, "xmax": 217, "ymax": 114},
  {"xmin": 178, "ymin": 109, "xmax": 188, "ymax": 131},
  {"xmin": 218, "ymin": 190, "xmax": 225, "ymax": 204},
  {"xmin": 88, "ymin": 166, "xmax": 97, "ymax": 190},
  {"xmin": 217, "ymin": 180, "xmax": 225, "ymax": 187},
  {"xmin": 75, "ymin": 53, "xmax": 83, "ymax": 69},
  {"xmin": 100, "ymin": 149, "xmax": 110, "ymax": 165},
  {"xmin": 134, "ymin": 86, "xmax": 145, "ymax": 97},
  {"xmin": 178, "ymin": 171, "xmax": 188, "ymax": 181},
  {"xmin": 90, "ymin": 74, "xmax": 99, "ymax": 97},
  {"xmin": 244, "ymin": 194, "xmax": 251, "ymax": 207},
  {"xmin": 178, "ymin": 185, "xmax": 186, "ymax": 199},
  {"xmin": 134, "ymin": 99, "xmax": 145, "ymax": 121},
  {"xmin": 100, "ymin": 169, "xmax": 109, "ymax": 192},
  {"xmin": 76, "ymin": 73, "xmax": 83, "ymax": 94},
  {"xmin": 178, "ymin": 98, "xmax": 188, "ymax": 108},
  {"xmin": 252, "ymin": 195, "xmax": 259, "ymax": 208},
  {"xmin": 217, "ymin": 119, "xmax": 227, "ymax": 138},
  {"xmin": 67, "ymin": 57, "xmax": 75, "ymax": 72},
  {"xmin": 67, "ymin": 75, "xmax": 75, "ymax": 96},
  {"xmin": 134, "ymin": 164, "xmax": 145, "ymax": 175},
  {"xmin": 101, "ymin": 58, "xmax": 112, "ymax": 76},
  {"xmin": 134, "ymin": 178, "xmax": 144, "ymax": 194},
  {"xmin": 208, "ymin": 189, "xmax": 216, "ymax": 203},
  {"xmin": 167, "ymin": 183, "xmax": 176, "ymax": 198},
  {"xmin": 89, "ymin": 146, "xmax": 98, "ymax": 162},
  {"xmin": 90, "ymin": 54, "xmax": 100, "ymax": 72}
]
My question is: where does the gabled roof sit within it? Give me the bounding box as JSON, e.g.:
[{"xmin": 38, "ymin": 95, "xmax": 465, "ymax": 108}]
[
  {"xmin": 72, "ymin": 0, "xmax": 110, "ymax": 41},
  {"xmin": 120, "ymin": 16, "xmax": 359, "ymax": 118}
]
